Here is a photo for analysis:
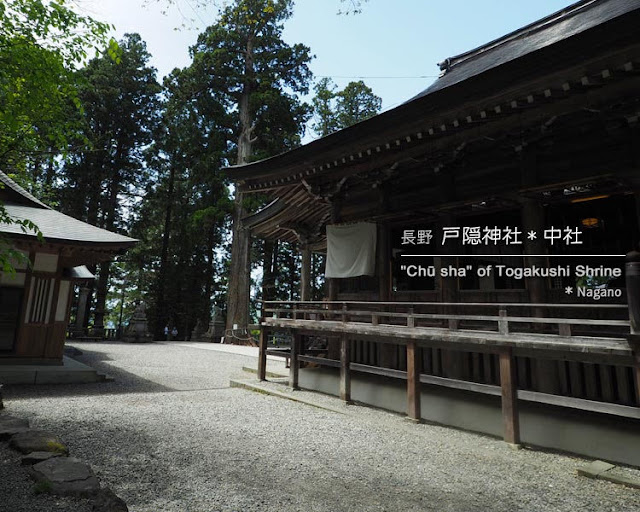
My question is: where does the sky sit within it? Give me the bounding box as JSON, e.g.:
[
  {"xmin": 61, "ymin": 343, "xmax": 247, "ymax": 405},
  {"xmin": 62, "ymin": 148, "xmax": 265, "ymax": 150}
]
[{"xmin": 76, "ymin": 0, "xmax": 576, "ymax": 140}]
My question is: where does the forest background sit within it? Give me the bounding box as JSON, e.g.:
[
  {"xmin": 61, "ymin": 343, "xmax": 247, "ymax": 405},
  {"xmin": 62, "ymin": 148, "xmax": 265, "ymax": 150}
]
[
  {"xmin": 1, "ymin": 0, "xmax": 384, "ymax": 339},
  {"xmin": 1, "ymin": 0, "xmax": 574, "ymax": 339}
]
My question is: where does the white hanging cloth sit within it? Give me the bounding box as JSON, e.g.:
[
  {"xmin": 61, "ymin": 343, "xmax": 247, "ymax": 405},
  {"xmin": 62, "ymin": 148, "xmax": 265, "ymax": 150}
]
[{"xmin": 325, "ymin": 222, "xmax": 377, "ymax": 278}]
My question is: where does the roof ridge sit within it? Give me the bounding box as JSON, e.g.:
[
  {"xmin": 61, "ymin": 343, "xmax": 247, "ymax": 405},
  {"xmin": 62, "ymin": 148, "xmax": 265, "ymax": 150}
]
[{"xmin": 0, "ymin": 170, "xmax": 51, "ymax": 209}]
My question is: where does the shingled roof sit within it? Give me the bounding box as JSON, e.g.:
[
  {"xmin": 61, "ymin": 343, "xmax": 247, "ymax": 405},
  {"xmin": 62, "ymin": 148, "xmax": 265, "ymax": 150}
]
[
  {"xmin": 0, "ymin": 171, "xmax": 136, "ymax": 246},
  {"xmin": 412, "ymin": 0, "xmax": 639, "ymax": 99}
]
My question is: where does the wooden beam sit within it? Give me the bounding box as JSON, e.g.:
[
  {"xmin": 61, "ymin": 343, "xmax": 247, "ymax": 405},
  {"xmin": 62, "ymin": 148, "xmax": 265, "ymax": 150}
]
[
  {"xmin": 340, "ymin": 333, "xmax": 351, "ymax": 402},
  {"xmin": 407, "ymin": 341, "xmax": 421, "ymax": 421},
  {"xmin": 298, "ymin": 355, "xmax": 341, "ymax": 368},
  {"xmin": 258, "ymin": 323, "xmax": 267, "ymax": 381},
  {"xmin": 289, "ymin": 332, "xmax": 300, "ymax": 389},
  {"xmin": 499, "ymin": 349, "xmax": 520, "ymax": 445}
]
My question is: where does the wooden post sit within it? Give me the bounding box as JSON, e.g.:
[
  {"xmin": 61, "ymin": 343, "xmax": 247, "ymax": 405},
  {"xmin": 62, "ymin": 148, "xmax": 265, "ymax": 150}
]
[
  {"xmin": 558, "ymin": 323, "xmax": 572, "ymax": 337},
  {"xmin": 301, "ymin": 245, "xmax": 312, "ymax": 302},
  {"xmin": 498, "ymin": 308, "xmax": 509, "ymax": 334},
  {"xmin": 407, "ymin": 341, "xmax": 421, "ymax": 421},
  {"xmin": 407, "ymin": 307, "xmax": 415, "ymax": 328},
  {"xmin": 377, "ymin": 222, "xmax": 390, "ymax": 301},
  {"xmin": 258, "ymin": 321, "xmax": 267, "ymax": 381},
  {"xmin": 340, "ymin": 333, "xmax": 351, "ymax": 402},
  {"xmin": 499, "ymin": 349, "xmax": 520, "ymax": 445},
  {"xmin": 625, "ymin": 249, "xmax": 640, "ymax": 404},
  {"xmin": 289, "ymin": 332, "xmax": 300, "ymax": 390}
]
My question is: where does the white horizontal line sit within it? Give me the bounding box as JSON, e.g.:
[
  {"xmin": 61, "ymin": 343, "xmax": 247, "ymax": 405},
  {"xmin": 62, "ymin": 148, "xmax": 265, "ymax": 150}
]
[{"xmin": 400, "ymin": 254, "xmax": 627, "ymax": 258}]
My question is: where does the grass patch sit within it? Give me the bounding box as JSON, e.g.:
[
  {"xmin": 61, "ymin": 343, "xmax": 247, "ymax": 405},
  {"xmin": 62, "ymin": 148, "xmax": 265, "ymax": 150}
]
[
  {"xmin": 46, "ymin": 441, "xmax": 68, "ymax": 454},
  {"xmin": 33, "ymin": 480, "xmax": 53, "ymax": 495}
]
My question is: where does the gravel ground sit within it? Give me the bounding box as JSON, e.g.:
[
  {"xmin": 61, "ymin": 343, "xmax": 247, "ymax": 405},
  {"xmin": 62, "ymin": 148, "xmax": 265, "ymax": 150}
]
[
  {"xmin": 2, "ymin": 341, "xmax": 640, "ymax": 512},
  {"xmin": 0, "ymin": 443, "xmax": 93, "ymax": 512}
]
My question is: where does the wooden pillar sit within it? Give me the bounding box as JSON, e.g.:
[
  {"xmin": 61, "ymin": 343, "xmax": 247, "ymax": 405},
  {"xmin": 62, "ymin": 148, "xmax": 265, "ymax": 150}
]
[
  {"xmin": 301, "ymin": 245, "xmax": 312, "ymax": 302},
  {"xmin": 521, "ymin": 150, "xmax": 559, "ymax": 395},
  {"xmin": 377, "ymin": 223, "xmax": 390, "ymax": 301},
  {"xmin": 340, "ymin": 333, "xmax": 351, "ymax": 402},
  {"xmin": 289, "ymin": 332, "xmax": 300, "ymax": 389},
  {"xmin": 499, "ymin": 349, "xmax": 520, "ymax": 445},
  {"xmin": 258, "ymin": 322, "xmax": 267, "ymax": 381},
  {"xmin": 327, "ymin": 197, "xmax": 341, "ymax": 360},
  {"xmin": 407, "ymin": 341, "xmax": 421, "ymax": 421}
]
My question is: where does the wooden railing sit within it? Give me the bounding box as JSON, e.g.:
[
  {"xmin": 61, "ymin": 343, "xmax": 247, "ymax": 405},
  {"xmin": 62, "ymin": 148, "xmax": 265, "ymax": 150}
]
[
  {"xmin": 257, "ymin": 300, "xmax": 639, "ymax": 447},
  {"xmin": 262, "ymin": 300, "xmax": 630, "ymax": 337}
]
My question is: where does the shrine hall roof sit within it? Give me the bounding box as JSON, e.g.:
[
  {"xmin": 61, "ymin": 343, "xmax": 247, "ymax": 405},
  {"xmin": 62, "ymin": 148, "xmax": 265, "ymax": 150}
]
[{"xmin": 226, "ymin": 0, "xmax": 640, "ymax": 184}]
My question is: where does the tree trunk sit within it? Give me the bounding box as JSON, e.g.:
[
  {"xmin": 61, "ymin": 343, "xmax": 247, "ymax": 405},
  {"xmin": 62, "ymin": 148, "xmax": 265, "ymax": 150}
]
[
  {"xmin": 93, "ymin": 164, "xmax": 121, "ymax": 336},
  {"xmin": 155, "ymin": 162, "xmax": 177, "ymax": 337},
  {"xmin": 204, "ymin": 226, "xmax": 216, "ymax": 321},
  {"xmin": 93, "ymin": 262, "xmax": 110, "ymax": 336},
  {"xmin": 226, "ymin": 36, "xmax": 255, "ymax": 335}
]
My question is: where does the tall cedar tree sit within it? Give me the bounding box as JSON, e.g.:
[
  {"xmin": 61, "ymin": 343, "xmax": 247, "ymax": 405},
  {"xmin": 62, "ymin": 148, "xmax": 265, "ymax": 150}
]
[
  {"xmin": 59, "ymin": 33, "xmax": 161, "ymax": 332},
  {"xmin": 142, "ymin": 66, "xmax": 232, "ymax": 338},
  {"xmin": 312, "ymin": 78, "xmax": 381, "ymax": 137},
  {"xmin": 189, "ymin": 0, "xmax": 312, "ymax": 331}
]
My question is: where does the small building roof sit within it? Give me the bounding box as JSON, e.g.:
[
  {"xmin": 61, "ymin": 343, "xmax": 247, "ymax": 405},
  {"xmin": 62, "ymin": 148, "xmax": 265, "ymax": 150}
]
[
  {"xmin": 0, "ymin": 171, "xmax": 136, "ymax": 247},
  {"xmin": 64, "ymin": 265, "xmax": 96, "ymax": 280},
  {"xmin": 0, "ymin": 170, "xmax": 49, "ymax": 208}
]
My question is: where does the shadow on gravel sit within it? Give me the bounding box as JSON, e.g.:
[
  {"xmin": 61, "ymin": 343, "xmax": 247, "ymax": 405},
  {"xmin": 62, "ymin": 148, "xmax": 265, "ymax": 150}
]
[{"xmin": 3, "ymin": 345, "xmax": 177, "ymax": 401}]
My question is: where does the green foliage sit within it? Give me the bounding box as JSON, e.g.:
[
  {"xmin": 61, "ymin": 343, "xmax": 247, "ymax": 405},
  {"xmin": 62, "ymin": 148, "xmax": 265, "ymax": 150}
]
[
  {"xmin": 58, "ymin": 33, "xmax": 161, "ymax": 229},
  {"xmin": 33, "ymin": 480, "xmax": 53, "ymax": 495},
  {"xmin": 189, "ymin": 0, "xmax": 313, "ymax": 162},
  {"xmin": 55, "ymin": 33, "xmax": 161, "ymax": 332},
  {"xmin": 0, "ymin": 0, "xmax": 115, "ymax": 270},
  {"xmin": 0, "ymin": 0, "xmax": 116, "ymax": 171},
  {"xmin": 45, "ymin": 440, "xmax": 68, "ymax": 454},
  {"xmin": 311, "ymin": 78, "xmax": 381, "ymax": 137},
  {"xmin": 127, "ymin": 60, "xmax": 233, "ymax": 337}
]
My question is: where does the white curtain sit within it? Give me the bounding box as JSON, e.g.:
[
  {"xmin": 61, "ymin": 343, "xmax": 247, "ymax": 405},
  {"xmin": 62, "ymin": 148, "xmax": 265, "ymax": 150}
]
[{"xmin": 325, "ymin": 223, "xmax": 377, "ymax": 278}]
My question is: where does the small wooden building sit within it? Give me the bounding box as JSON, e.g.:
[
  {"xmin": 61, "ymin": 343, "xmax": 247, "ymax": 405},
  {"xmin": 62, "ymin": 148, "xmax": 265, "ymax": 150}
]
[
  {"xmin": 0, "ymin": 171, "xmax": 135, "ymax": 364},
  {"xmin": 228, "ymin": 0, "xmax": 640, "ymax": 465}
]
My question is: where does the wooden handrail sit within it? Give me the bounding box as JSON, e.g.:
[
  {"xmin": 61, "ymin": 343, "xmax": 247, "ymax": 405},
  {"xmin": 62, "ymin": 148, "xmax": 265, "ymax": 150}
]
[
  {"xmin": 261, "ymin": 300, "xmax": 627, "ymax": 309},
  {"xmin": 262, "ymin": 307, "xmax": 629, "ymax": 328}
]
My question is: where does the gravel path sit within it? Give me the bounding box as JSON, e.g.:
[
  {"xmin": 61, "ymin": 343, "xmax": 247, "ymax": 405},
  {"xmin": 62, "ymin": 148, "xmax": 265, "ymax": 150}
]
[{"xmin": 3, "ymin": 341, "xmax": 640, "ymax": 512}]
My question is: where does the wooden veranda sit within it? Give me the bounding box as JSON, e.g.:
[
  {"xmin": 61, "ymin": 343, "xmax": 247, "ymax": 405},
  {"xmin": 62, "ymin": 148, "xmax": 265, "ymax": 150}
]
[{"xmin": 258, "ymin": 300, "xmax": 639, "ymax": 446}]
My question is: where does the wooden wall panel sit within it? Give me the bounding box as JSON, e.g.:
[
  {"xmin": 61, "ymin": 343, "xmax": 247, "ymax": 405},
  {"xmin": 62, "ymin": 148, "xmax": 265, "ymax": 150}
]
[
  {"xmin": 14, "ymin": 325, "xmax": 47, "ymax": 358},
  {"xmin": 44, "ymin": 323, "xmax": 67, "ymax": 359}
]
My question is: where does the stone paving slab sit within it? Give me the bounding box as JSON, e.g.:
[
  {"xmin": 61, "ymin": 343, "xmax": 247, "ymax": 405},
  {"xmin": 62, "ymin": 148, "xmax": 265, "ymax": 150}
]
[
  {"xmin": 577, "ymin": 460, "xmax": 616, "ymax": 478},
  {"xmin": 9, "ymin": 430, "xmax": 69, "ymax": 455},
  {"xmin": 93, "ymin": 488, "xmax": 129, "ymax": 512},
  {"xmin": 0, "ymin": 415, "xmax": 30, "ymax": 440},
  {"xmin": 578, "ymin": 460, "xmax": 640, "ymax": 490},
  {"xmin": 21, "ymin": 451, "xmax": 65, "ymax": 465},
  {"xmin": 29, "ymin": 457, "xmax": 100, "ymax": 496}
]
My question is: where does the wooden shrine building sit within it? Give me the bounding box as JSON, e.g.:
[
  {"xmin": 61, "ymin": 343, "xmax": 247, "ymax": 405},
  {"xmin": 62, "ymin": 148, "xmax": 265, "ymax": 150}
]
[
  {"xmin": 0, "ymin": 171, "xmax": 136, "ymax": 365},
  {"xmin": 227, "ymin": 0, "xmax": 640, "ymax": 465}
]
